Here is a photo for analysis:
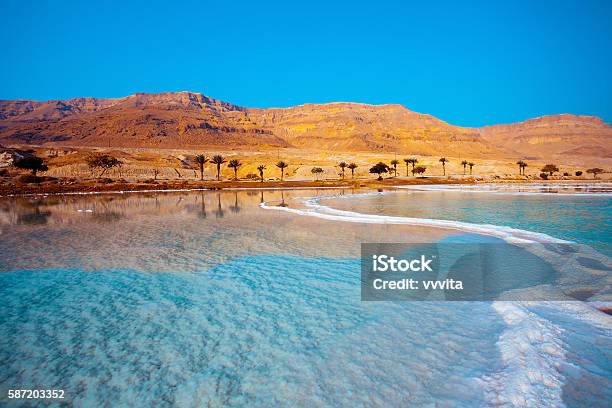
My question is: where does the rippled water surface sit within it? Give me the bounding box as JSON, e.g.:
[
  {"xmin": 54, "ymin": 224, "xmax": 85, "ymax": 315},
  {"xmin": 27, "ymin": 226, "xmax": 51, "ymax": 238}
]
[
  {"xmin": 325, "ymin": 185, "xmax": 612, "ymax": 254},
  {"xmin": 1, "ymin": 189, "xmax": 610, "ymax": 407}
]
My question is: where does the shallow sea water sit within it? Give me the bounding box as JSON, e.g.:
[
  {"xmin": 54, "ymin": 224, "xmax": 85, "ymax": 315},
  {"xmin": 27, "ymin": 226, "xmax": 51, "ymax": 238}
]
[{"xmin": 0, "ymin": 188, "xmax": 610, "ymax": 407}]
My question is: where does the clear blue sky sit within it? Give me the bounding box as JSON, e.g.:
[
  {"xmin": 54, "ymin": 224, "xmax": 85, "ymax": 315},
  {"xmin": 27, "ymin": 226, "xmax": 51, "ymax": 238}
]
[{"xmin": 1, "ymin": 0, "xmax": 611, "ymax": 127}]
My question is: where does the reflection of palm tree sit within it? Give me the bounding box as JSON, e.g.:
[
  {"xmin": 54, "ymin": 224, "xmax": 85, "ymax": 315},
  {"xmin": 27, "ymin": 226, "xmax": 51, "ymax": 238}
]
[
  {"xmin": 230, "ymin": 192, "xmax": 241, "ymax": 213},
  {"xmin": 260, "ymin": 190, "xmax": 264, "ymax": 204},
  {"xmin": 278, "ymin": 191, "xmax": 288, "ymax": 207},
  {"xmin": 214, "ymin": 193, "xmax": 224, "ymax": 218},
  {"xmin": 198, "ymin": 192, "xmax": 207, "ymax": 219}
]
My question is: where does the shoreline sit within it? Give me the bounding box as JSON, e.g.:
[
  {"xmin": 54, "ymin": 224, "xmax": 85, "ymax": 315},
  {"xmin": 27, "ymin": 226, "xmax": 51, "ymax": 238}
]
[
  {"xmin": 0, "ymin": 177, "xmax": 472, "ymax": 197},
  {"xmin": 2, "ymin": 176, "xmax": 608, "ymax": 198}
]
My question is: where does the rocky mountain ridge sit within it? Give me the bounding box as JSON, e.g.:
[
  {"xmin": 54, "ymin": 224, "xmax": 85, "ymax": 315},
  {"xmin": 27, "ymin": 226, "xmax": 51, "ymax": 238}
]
[{"xmin": 0, "ymin": 92, "xmax": 610, "ymax": 161}]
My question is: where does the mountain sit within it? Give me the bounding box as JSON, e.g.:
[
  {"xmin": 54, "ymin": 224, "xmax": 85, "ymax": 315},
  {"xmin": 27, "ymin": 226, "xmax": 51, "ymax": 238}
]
[
  {"xmin": 0, "ymin": 92, "xmax": 610, "ymax": 161},
  {"xmin": 479, "ymin": 114, "xmax": 612, "ymax": 159}
]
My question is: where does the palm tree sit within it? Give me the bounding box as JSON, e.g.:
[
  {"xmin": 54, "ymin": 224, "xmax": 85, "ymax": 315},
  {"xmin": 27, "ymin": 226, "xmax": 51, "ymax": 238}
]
[
  {"xmin": 516, "ymin": 160, "xmax": 525, "ymax": 175},
  {"xmin": 439, "ymin": 157, "xmax": 448, "ymax": 176},
  {"xmin": 348, "ymin": 163, "xmax": 358, "ymax": 178},
  {"xmin": 390, "ymin": 159, "xmax": 399, "ymax": 177},
  {"xmin": 404, "ymin": 158, "xmax": 418, "ymax": 176},
  {"xmin": 257, "ymin": 165, "xmax": 266, "ymax": 182},
  {"xmin": 520, "ymin": 161, "xmax": 528, "ymax": 175},
  {"xmin": 468, "ymin": 162, "xmax": 475, "ymax": 175},
  {"xmin": 276, "ymin": 160, "xmax": 289, "ymax": 181},
  {"xmin": 211, "ymin": 155, "xmax": 226, "ymax": 180},
  {"xmin": 227, "ymin": 159, "xmax": 242, "ymax": 180},
  {"xmin": 194, "ymin": 154, "xmax": 208, "ymax": 180},
  {"xmin": 338, "ymin": 161, "xmax": 347, "ymax": 179},
  {"xmin": 461, "ymin": 160, "xmax": 468, "ymax": 175}
]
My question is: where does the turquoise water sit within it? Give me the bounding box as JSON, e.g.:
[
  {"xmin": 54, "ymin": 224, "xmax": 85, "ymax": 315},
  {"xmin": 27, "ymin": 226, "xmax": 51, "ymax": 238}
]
[
  {"xmin": 0, "ymin": 189, "xmax": 611, "ymax": 407},
  {"xmin": 324, "ymin": 187, "xmax": 612, "ymax": 255}
]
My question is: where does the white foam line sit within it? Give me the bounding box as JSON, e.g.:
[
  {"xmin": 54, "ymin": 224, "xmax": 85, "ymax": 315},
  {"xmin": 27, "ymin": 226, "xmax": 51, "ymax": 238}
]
[
  {"xmin": 396, "ymin": 184, "xmax": 612, "ymax": 197},
  {"xmin": 260, "ymin": 196, "xmax": 569, "ymax": 244}
]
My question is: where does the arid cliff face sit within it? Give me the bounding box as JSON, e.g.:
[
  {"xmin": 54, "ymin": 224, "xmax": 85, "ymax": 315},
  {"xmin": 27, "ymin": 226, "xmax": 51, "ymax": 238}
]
[
  {"xmin": 479, "ymin": 114, "xmax": 612, "ymax": 159},
  {"xmin": 1, "ymin": 92, "xmax": 610, "ymax": 162}
]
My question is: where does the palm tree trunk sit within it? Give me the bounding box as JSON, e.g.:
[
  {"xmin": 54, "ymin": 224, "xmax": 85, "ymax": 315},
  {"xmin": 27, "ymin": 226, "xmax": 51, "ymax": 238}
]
[
  {"xmin": 200, "ymin": 164, "xmax": 203, "ymax": 181},
  {"xmin": 281, "ymin": 169, "xmax": 284, "ymax": 181},
  {"xmin": 216, "ymin": 164, "xmax": 220, "ymax": 180}
]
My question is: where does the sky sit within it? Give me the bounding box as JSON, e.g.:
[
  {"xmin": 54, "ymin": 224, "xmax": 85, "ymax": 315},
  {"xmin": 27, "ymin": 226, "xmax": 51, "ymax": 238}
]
[{"xmin": 1, "ymin": 0, "xmax": 611, "ymax": 127}]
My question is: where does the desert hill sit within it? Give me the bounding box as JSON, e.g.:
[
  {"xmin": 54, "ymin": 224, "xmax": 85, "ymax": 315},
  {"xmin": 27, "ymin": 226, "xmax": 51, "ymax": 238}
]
[
  {"xmin": 1, "ymin": 92, "xmax": 610, "ymax": 162},
  {"xmin": 479, "ymin": 114, "xmax": 612, "ymax": 159}
]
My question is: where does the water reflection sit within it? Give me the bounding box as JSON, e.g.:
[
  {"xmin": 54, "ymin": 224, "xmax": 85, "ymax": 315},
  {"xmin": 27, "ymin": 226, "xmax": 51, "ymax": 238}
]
[
  {"xmin": 3, "ymin": 188, "xmax": 453, "ymax": 273},
  {"xmin": 198, "ymin": 192, "xmax": 207, "ymax": 219},
  {"xmin": 278, "ymin": 191, "xmax": 288, "ymax": 207},
  {"xmin": 18, "ymin": 207, "xmax": 52, "ymax": 225},
  {"xmin": 91, "ymin": 211, "xmax": 124, "ymax": 223},
  {"xmin": 0, "ymin": 190, "xmax": 319, "ymax": 227},
  {"xmin": 214, "ymin": 194, "xmax": 224, "ymax": 218},
  {"xmin": 229, "ymin": 192, "xmax": 241, "ymax": 214}
]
